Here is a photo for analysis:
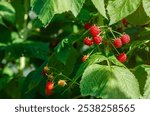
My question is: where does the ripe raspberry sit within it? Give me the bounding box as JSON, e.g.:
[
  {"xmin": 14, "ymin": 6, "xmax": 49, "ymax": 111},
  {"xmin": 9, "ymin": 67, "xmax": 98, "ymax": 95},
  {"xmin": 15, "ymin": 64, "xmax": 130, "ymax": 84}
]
[
  {"xmin": 46, "ymin": 81, "xmax": 54, "ymax": 91},
  {"xmin": 42, "ymin": 70, "xmax": 47, "ymax": 76},
  {"xmin": 113, "ymin": 38, "xmax": 122, "ymax": 48},
  {"xmin": 58, "ymin": 80, "xmax": 67, "ymax": 87},
  {"xmin": 45, "ymin": 81, "xmax": 54, "ymax": 96},
  {"xmin": 82, "ymin": 55, "xmax": 89, "ymax": 62},
  {"xmin": 121, "ymin": 34, "xmax": 130, "ymax": 44},
  {"xmin": 122, "ymin": 18, "xmax": 128, "ymax": 27},
  {"xmin": 116, "ymin": 53, "xmax": 127, "ymax": 63},
  {"xmin": 84, "ymin": 22, "xmax": 92, "ymax": 30},
  {"xmin": 92, "ymin": 36, "xmax": 102, "ymax": 45},
  {"xmin": 45, "ymin": 89, "xmax": 53, "ymax": 96},
  {"xmin": 90, "ymin": 25, "xmax": 100, "ymax": 37},
  {"xmin": 83, "ymin": 37, "xmax": 93, "ymax": 46}
]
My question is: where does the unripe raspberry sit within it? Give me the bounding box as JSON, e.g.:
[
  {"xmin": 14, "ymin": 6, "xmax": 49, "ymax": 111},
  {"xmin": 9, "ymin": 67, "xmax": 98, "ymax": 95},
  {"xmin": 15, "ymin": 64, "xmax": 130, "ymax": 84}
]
[
  {"xmin": 121, "ymin": 34, "xmax": 130, "ymax": 44},
  {"xmin": 42, "ymin": 66, "xmax": 49, "ymax": 76},
  {"xmin": 90, "ymin": 25, "xmax": 100, "ymax": 37},
  {"xmin": 116, "ymin": 53, "xmax": 127, "ymax": 63},
  {"xmin": 83, "ymin": 37, "xmax": 93, "ymax": 46},
  {"xmin": 44, "ymin": 66, "xmax": 49, "ymax": 72},
  {"xmin": 92, "ymin": 36, "xmax": 102, "ymax": 45},
  {"xmin": 58, "ymin": 80, "xmax": 67, "ymax": 87},
  {"xmin": 45, "ymin": 81, "xmax": 54, "ymax": 96},
  {"xmin": 84, "ymin": 22, "xmax": 92, "ymax": 30},
  {"xmin": 82, "ymin": 55, "xmax": 89, "ymax": 62},
  {"xmin": 113, "ymin": 38, "xmax": 122, "ymax": 48}
]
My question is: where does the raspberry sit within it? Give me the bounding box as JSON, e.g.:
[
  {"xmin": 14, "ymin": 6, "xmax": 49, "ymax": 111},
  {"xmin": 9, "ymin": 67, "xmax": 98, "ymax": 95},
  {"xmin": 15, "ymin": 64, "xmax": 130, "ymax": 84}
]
[
  {"xmin": 116, "ymin": 53, "xmax": 127, "ymax": 63},
  {"xmin": 46, "ymin": 81, "xmax": 54, "ymax": 91},
  {"xmin": 58, "ymin": 80, "xmax": 67, "ymax": 87},
  {"xmin": 42, "ymin": 66, "xmax": 49, "ymax": 76},
  {"xmin": 122, "ymin": 18, "xmax": 128, "ymax": 27},
  {"xmin": 45, "ymin": 81, "xmax": 54, "ymax": 96},
  {"xmin": 82, "ymin": 55, "xmax": 89, "ymax": 62},
  {"xmin": 92, "ymin": 36, "xmax": 102, "ymax": 45},
  {"xmin": 90, "ymin": 25, "xmax": 100, "ymax": 37},
  {"xmin": 121, "ymin": 34, "xmax": 130, "ymax": 44},
  {"xmin": 83, "ymin": 37, "xmax": 93, "ymax": 46},
  {"xmin": 84, "ymin": 22, "xmax": 92, "ymax": 30},
  {"xmin": 42, "ymin": 70, "xmax": 47, "ymax": 76},
  {"xmin": 113, "ymin": 38, "xmax": 122, "ymax": 48},
  {"xmin": 45, "ymin": 89, "xmax": 53, "ymax": 96}
]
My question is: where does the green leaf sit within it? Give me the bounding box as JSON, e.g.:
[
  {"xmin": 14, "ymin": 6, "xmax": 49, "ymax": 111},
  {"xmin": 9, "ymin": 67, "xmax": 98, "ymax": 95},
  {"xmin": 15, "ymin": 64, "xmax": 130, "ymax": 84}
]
[
  {"xmin": 127, "ymin": 4, "xmax": 150, "ymax": 25},
  {"xmin": 0, "ymin": 76, "xmax": 13, "ymax": 91},
  {"xmin": 31, "ymin": 0, "xmax": 85, "ymax": 27},
  {"xmin": 128, "ymin": 40, "xmax": 150, "ymax": 55},
  {"xmin": 63, "ymin": 47, "xmax": 79, "ymax": 76},
  {"xmin": 28, "ymin": 61, "xmax": 48, "ymax": 92},
  {"xmin": 5, "ymin": 41, "xmax": 49, "ymax": 60},
  {"xmin": 142, "ymin": 65, "xmax": 150, "ymax": 98},
  {"xmin": 5, "ymin": 78, "xmax": 21, "ymax": 98},
  {"xmin": 143, "ymin": 0, "xmax": 150, "ymax": 17},
  {"xmin": 77, "ymin": 9, "xmax": 91, "ymax": 22},
  {"xmin": 91, "ymin": 0, "xmax": 108, "ymax": 19},
  {"xmin": 75, "ymin": 53, "xmax": 107, "ymax": 78},
  {"xmin": 134, "ymin": 65, "xmax": 150, "ymax": 95},
  {"xmin": 107, "ymin": 0, "xmax": 141, "ymax": 25},
  {"xmin": 72, "ymin": 53, "xmax": 125, "ymax": 84},
  {"xmin": 54, "ymin": 34, "xmax": 80, "ymax": 64},
  {"xmin": 0, "ymin": 1, "xmax": 15, "ymax": 23},
  {"xmin": 11, "ymin": 0, "xmax": 26, "ymax": 29},
  {"xmin": 80, "ymin": 64, "xmax": 140, "ymax": 98},
  {"xmin": 0, "ymin": 16, "xmax": 5, "ymax": 26},
  {"xmin": 108, "ymin": 55, "xmax": 126, "ymax": 67}
]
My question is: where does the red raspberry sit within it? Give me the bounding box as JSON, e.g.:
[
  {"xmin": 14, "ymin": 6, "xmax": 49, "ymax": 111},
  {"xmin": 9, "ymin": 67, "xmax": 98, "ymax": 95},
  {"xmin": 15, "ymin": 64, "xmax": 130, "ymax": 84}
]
[
  {"xmin": 121, "ymin": 34, "xmax": 130, "ymax": 44},
  {"xmin": 122, "ymin": 18, "xmax": 128, "ymax": 27},
  {"xmin": 113, "ymin": 38, "xmax": 122, "ymax": 48},
  {"xmin": 92, "ymin": 36, "xmax": 102, "ymax": 45},
  {"xmin": 84, "ymin": 22, "xmax": 92, "ymax": 30},
  {"xmin": 90, "ymin": 25, "xmax": 100, "ymax": 37},
  {"xmin": 82, "ymin": 55, "xmax": 89, "ymax": 62},
  {"xmin": 45, "ymin": 81, "xmax": 54, "ymax": 96},
  {"xmin": 45, "ymin": 89, "xmax": 53, "ymax": 96},
  {"xmin": 116, "ymin": 53, "xmax": 127, "ymax": 63},
  {"xmin": 83, "ymin": 37, "xmax": 93, "ymax": 46}
]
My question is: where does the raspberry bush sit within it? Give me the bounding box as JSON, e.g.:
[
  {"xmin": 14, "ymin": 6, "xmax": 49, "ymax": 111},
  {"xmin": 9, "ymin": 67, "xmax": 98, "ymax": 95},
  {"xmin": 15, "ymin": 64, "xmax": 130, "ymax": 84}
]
[{"xmin": 0, "ymin": 0, "xmax": 150, "ymax": 99}]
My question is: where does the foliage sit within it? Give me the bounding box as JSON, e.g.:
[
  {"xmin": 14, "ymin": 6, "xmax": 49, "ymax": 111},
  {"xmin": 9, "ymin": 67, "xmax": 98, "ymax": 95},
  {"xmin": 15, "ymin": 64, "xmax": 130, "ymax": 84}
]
[{"xmin": 0, "ymin": 0, "xmax": 150, "ymax": 99}]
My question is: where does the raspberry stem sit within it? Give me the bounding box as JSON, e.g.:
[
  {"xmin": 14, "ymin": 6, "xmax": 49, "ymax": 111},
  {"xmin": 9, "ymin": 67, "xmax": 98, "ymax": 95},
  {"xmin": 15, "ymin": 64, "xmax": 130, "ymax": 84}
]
[
  {"xmin": 108, "ymin": 28, "xmax": 120, "ymax": 55},
  {"xmin": 108, "ymin": 27, "xmax": 116, "ymax": 39},
  {"xmin": 80, "ymin": 29, "xmax": 89, "ymax": 38},
  {"xmin": 112, "ymin": 30, "xmax": 122, "ymax": 36}
]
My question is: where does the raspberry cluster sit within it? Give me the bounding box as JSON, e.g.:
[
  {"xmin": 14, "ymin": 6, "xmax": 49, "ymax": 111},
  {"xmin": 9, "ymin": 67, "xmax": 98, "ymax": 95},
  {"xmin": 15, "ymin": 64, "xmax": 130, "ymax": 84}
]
[
  {"xmin": 42, "ymin": 66, "xmax": 67, "ymax": 96},
  {"xmin": 83, "ymin": 24, "xmax": 102, "ymax": 46},
  {"xmin": 113, "ymin": 34, "xmax": 130, "ymax": 48},
  {"xmin": 82, "ymin": 24, "xmax": 103, "ymax": 62},
  {"xmin": 113, "ymin": 34, "xmax": 130, "ymax": 63},
  {"xmin": 82, "ymin": 22, "xmax": 131, "ymax": 63}
]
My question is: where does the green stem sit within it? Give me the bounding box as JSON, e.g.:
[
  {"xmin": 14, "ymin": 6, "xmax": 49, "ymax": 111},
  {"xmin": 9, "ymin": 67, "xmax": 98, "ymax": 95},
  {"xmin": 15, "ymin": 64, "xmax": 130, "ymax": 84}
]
[
  {"xmin": 106, "ymin": 59, "xmax": 111, "ymax": 67},
  {"xmin": 49, "ymin": 66, "xmax": 79, "ymax": 85},
  {"xmin": 108, "ymin": 28, "xmax": 120, "ymax": 55},
  {"xmin": 108, "ymin": 27, "xmax": 116, "ymax": 39},
  {"xmin": 100, "ymin": 25, "xmax": 108, "ymax": 28},
  {"xmin": 97, "ymin": 45, "xmax": 101, "ymax": 52},
  {"xmin": 80, "ymin": 29, "xmax": 89, "ymax": 39},
  {"xmin": 112, "ymin": 30, "xmax": 122, "ymax": 36}
]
